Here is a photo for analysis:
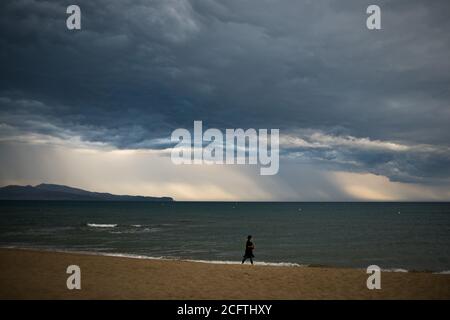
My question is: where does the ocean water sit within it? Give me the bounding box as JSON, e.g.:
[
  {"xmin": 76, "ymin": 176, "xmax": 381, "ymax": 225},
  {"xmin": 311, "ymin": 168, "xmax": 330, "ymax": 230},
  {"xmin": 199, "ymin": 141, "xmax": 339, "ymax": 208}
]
[{"xmin": 0, "ymin": 201, "xmax": 449, "ymax": 272}]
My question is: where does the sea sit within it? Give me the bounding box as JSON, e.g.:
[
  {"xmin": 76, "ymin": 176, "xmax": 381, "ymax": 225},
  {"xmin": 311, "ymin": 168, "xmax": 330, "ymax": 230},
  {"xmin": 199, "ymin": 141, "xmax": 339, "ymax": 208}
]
[{"xmin": 0, "ymin": 201, "xmax": 449, "ymax": 272}]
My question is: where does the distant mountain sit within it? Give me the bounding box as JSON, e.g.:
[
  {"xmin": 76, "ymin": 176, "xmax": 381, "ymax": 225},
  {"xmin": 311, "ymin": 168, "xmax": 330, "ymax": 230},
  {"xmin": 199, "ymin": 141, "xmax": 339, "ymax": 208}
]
[{"xmin": 0, "ymin": 183, "xmax": 174, "ymax": 201}]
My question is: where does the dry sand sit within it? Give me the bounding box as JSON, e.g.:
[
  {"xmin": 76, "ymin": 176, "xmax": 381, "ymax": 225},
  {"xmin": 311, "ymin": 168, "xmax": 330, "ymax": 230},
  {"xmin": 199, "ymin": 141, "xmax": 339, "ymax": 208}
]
[{"xmin": 0, "ymin": 248, "xmax": 449, "ymax": 299}]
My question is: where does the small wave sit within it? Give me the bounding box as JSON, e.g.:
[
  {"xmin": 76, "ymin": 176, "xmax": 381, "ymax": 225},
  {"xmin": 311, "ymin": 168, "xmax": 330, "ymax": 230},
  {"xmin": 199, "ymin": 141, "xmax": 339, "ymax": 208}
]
[
  {"xmin": 109, "ymin": 227, "xmax": 161, "ymax": 234},
  {"xmin": 87, "ymin": 223, "xmax": 117, "ymax": 228},
  {"xmin": 89, "ymin": 253, "xmax": 306, "ymax": 267},
  {"xmin": 381, "ymin": 268, "xmax": 408, "ymax": 273},
  {"xmin": 433, "ymin": 270, "xmax": 450, "ymax": 275},
  {"xmin": 131, "ymin": 224, "xmax": 142, "ymax": 228},
  {"xmin": 184, "ymin": 259, "xmax": 306, "ymax": 267},
  {"xmin": 99, "ymin": 252, "xmax": 167, "ymax": 260}
]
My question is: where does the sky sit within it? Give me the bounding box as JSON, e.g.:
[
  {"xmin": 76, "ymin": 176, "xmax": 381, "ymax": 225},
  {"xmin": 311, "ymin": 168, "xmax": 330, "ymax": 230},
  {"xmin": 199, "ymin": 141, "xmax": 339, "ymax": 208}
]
[{"xmin": 0, "ymin": 0, "xmax": 449, "ymax": 201}]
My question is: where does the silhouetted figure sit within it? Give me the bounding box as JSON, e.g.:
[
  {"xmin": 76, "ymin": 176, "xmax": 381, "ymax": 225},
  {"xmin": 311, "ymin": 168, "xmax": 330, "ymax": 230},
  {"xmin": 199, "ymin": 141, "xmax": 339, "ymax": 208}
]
[{"xmin": 241, "ymin": 235, "xmax": 255, "ymax": 265}]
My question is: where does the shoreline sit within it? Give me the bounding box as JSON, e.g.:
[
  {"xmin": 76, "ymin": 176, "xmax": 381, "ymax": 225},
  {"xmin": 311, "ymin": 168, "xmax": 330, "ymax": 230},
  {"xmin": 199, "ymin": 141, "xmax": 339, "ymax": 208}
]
[
  {"xmin": 3, "ymin": 246, "xmax": 443, "ymax": 273},
  {"xmin": 0, "ymin": 246, "xmax": 307, "ymax": 268},
  {"xmin": 1, "ymin": 248, "xmax": 450, "ymax": 299}
]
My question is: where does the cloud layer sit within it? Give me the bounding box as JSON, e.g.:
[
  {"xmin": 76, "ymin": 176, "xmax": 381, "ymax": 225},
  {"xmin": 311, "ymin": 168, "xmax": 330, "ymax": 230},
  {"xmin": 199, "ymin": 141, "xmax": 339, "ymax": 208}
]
[{"xmin": 0, "ymin": 0, "xmax": 449, "ymax": 199}]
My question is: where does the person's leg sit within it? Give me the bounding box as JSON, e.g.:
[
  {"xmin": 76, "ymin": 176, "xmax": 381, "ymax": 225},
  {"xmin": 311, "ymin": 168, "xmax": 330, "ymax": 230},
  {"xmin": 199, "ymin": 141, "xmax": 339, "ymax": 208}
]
[
  {"xmin": 241, "ymin": 257, "xmax": 247, "ymax": 264},
  {"xmin": 250, "ymin": 257, "xmax": 253, "ymax": 265}
]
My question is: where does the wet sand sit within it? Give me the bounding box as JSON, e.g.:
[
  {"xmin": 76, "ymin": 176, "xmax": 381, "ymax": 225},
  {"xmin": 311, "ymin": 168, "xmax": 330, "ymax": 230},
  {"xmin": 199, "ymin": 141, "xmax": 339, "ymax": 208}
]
[{"xmin": 0, "ymin": 248, "xmax": 449, "ymax": 299}]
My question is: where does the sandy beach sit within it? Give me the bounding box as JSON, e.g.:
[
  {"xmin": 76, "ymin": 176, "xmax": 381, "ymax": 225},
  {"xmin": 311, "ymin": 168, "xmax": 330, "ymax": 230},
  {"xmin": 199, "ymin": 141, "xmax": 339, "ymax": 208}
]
[{"xmin": 0, "ymin": 248, "xmax": 449, "ymax": 299}]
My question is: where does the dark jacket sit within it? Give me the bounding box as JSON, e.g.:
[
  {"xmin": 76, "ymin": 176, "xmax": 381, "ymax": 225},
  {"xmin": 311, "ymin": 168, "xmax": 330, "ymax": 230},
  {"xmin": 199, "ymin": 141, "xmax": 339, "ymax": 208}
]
[{"xmin": 244, "ymin": 240, "xmax": 254, "ymax": 258}]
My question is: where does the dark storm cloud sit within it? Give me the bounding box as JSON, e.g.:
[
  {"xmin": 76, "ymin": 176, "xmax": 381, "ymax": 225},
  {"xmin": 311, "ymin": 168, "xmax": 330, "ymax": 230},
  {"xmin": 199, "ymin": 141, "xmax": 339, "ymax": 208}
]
[
  {"xmin": 0, "ymin": 0, "xmax": 449, "ymax": 182},
  {"xmin": 280, "ymin": 131, "xmax": 450, "ymax": 184}
]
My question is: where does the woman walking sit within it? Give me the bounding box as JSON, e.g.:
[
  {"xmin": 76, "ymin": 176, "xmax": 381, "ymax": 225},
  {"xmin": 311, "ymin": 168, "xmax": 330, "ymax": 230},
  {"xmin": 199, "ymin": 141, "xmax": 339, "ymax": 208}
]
[{"xmin": 241, "ymin": 235, "xmax": 255, "ymax": 265}]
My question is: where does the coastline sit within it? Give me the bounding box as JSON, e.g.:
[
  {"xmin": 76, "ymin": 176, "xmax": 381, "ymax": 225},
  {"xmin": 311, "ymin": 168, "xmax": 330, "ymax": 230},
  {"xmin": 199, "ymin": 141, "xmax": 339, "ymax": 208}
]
[
  {"xmin": 1, "ymin": 248, "xmax": 449, "ymax": 299},
  {"xmin": 0, "ymin": 246, "xmax": 309, "ymax": 267},
  {"xmin": 2, "ymin": 245, "xmax": 448, "ymax": 273}
]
